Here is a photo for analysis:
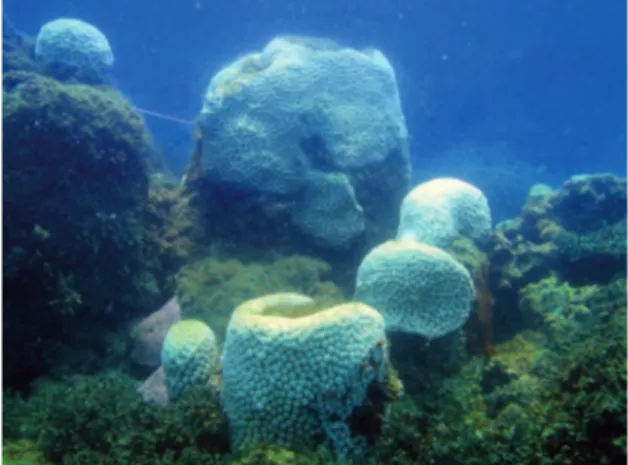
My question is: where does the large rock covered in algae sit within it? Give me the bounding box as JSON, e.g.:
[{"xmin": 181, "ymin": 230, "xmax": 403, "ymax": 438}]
[
  {"xmin": 489, "ymin": 173, "xmax": 626, "ymax": 337},
  {"xmin": 3, "ymin": 72, "xmax": 150, "ymax": 215},
  {"xmin": 2, "ymin": 70, "xmax": 162, "ymax": 388},
  {"xmin": 492, "ymin": 174, "xmax": 626, "ymax": 288}
]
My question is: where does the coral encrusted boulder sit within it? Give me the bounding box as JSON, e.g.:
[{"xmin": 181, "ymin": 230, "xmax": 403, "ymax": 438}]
[{"xmin": 196, "ymin": 35, "xmax": 411, "ymax": 252}]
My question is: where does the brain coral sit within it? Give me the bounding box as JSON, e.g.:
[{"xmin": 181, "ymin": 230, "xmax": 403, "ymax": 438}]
[
  {"xmin": 397, "ymin": 177, "xmax": 492, "ymax": 248},
  {"xmin": 220, "ymin": 292, "xmax": 391, "ymax": 456},
  {"xmin": 35, "ymin": 18, "xmax": 114, "ymax": 83},
  {"xmin": 354, "ymin": 240, "xmax": 475, "ymax": 339},
  {"xmin": 161, "ymin": 320, "xmax": 219, "ymax": 401}
]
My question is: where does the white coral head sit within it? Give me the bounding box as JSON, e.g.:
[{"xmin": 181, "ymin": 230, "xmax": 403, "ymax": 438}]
[
  {"xmin": 354, "ymin": 239, "xmax": 475, "ymax": 338},
  {"xmin": 397, "ymin": 177, "xmax": 492, "ymax": 248}
]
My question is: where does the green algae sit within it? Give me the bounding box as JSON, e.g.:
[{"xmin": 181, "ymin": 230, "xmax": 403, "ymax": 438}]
[{"xmin": 176, "ymin": 254, "xmax": 345, "ymax": 339}]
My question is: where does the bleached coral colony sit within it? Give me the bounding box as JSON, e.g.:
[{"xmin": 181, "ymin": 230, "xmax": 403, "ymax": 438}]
[
  {"xmin": 355, "ymin": 240, "xmax": 476, "ymax": 339},
  {"xmin": 220, "ymin": 293, "xmax": 394, "ymax": 456},
  {"xmin": 397, "ymin": 177, "xmax": 492, "ymax": 248},
  {"xmin": 34, "ymin": 18, "xmax": 114, "ymax": 82},
  {"xmin": 198, "ymin": 36, "xmax": 411, "ymax": 248},
  {"xmin": 161, "ymin": 320, "xmax": 219, "ymax": 401},
  {"xmin": 355, "ymin": 177, "xmax": 492, "ymax": 339}
]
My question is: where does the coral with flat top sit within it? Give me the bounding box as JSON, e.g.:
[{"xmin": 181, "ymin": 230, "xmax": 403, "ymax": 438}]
[{"xmin": 220, "ymin": 293, "xmax": 400, "ymax": 458}]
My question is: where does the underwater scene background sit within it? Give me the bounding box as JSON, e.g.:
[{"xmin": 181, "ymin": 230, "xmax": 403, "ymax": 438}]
[{"xmin": 2, "ymin": 1, "xmax": 626, "ymax": 464}]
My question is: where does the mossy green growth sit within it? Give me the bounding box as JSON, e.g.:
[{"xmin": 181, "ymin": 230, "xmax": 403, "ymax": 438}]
[
  {"xmin": 519, "ymin": 275, "xmax": 592, "ymax": 329},
  {"xmin": 552, "ymin": 217, "xmax": 627, "ymax": 263},
  {"xmin": 3, "ymin": 71, "xmax": 151, "ymax": 204},
  {"xmin": 489, "ymin": 174, "xmax": 626, "ymax": 316},
  {"xmin": 176, "ymin": 255, "xmax": 346, "ymax": 340},
  {"xmin": 393, "ymin": 276, "xmax": 627, "ymax": 465},
  {"xmin": 547, "ymin": 174, "xmax": 627, "ymax": 234},
  {"xmin": 3, "ymin": 371, "xmax": 229, "ymax": 464},
  {"xmin": 519, "ymin": 275, "xmax": 626, "ymax": 332},
  {"xmin": 231, "ymin": 444, "xmax": 354, "ymax": 465},
  {"xmin": 2, "ymin": 439, "xmax": 52, "ymax": 465},
  {"xmin": 443, "ymin": 236, "xmax": 489, "ymax": 278},
  {"xmin": 2, "ymin": 70, "xmax": 171, "ymax": 390},
  {"xmin": 487, "ymin": 330, "xmax": 547, "ymax": 379},
  {"xmin": 231, "ymin": 446, "xmax": 305, "ymax": 465}
]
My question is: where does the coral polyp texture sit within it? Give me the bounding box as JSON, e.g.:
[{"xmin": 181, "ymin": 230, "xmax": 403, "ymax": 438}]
[
  {"xmin": 197, "ymin": 35, "xmax": 411, "ymax": 249},
  {"xmin": 287, "ymin": 171, "xmax": 365, "ymax": 248},
  {"xmin": 354, "ymin": 240, "xmax": 475, "ymax": 338},
  {"xmin": 34, "ymin": 18, "xmax": 114, "ymax": 83},
  {"xmin": 161, "ymin": 320, "xmax": 219, "ymax": 401},
  {"xmin": 397, "ymin": 177, "xmax": 492, "ymax": 248},
  {"xmin": 220, "ymin": 292, "xmax": 393, "ymax": 457}
]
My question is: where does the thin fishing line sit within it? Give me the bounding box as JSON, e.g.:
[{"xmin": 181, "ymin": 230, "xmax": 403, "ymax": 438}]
[{"xmin": 133, "ymin": 106, "xmax": 196, "ymax": 126}]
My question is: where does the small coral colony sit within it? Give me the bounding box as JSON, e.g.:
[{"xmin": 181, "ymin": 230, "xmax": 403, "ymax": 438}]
[{"xmin": 3, "ymin": 17, "xmax": 626, "ymax": 465}]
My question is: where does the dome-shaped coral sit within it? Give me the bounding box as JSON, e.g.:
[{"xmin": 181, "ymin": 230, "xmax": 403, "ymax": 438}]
[
  {"xmin": 35, "ymin": 18, "xmax": 114, "ymax": 83},
  {"xmin": 162, "ymin": 320, "xmax": 219, "ymax": 401},
  {"xmin": 397, "ymin": 177, "xmax": 492, "ymax": 248}
]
